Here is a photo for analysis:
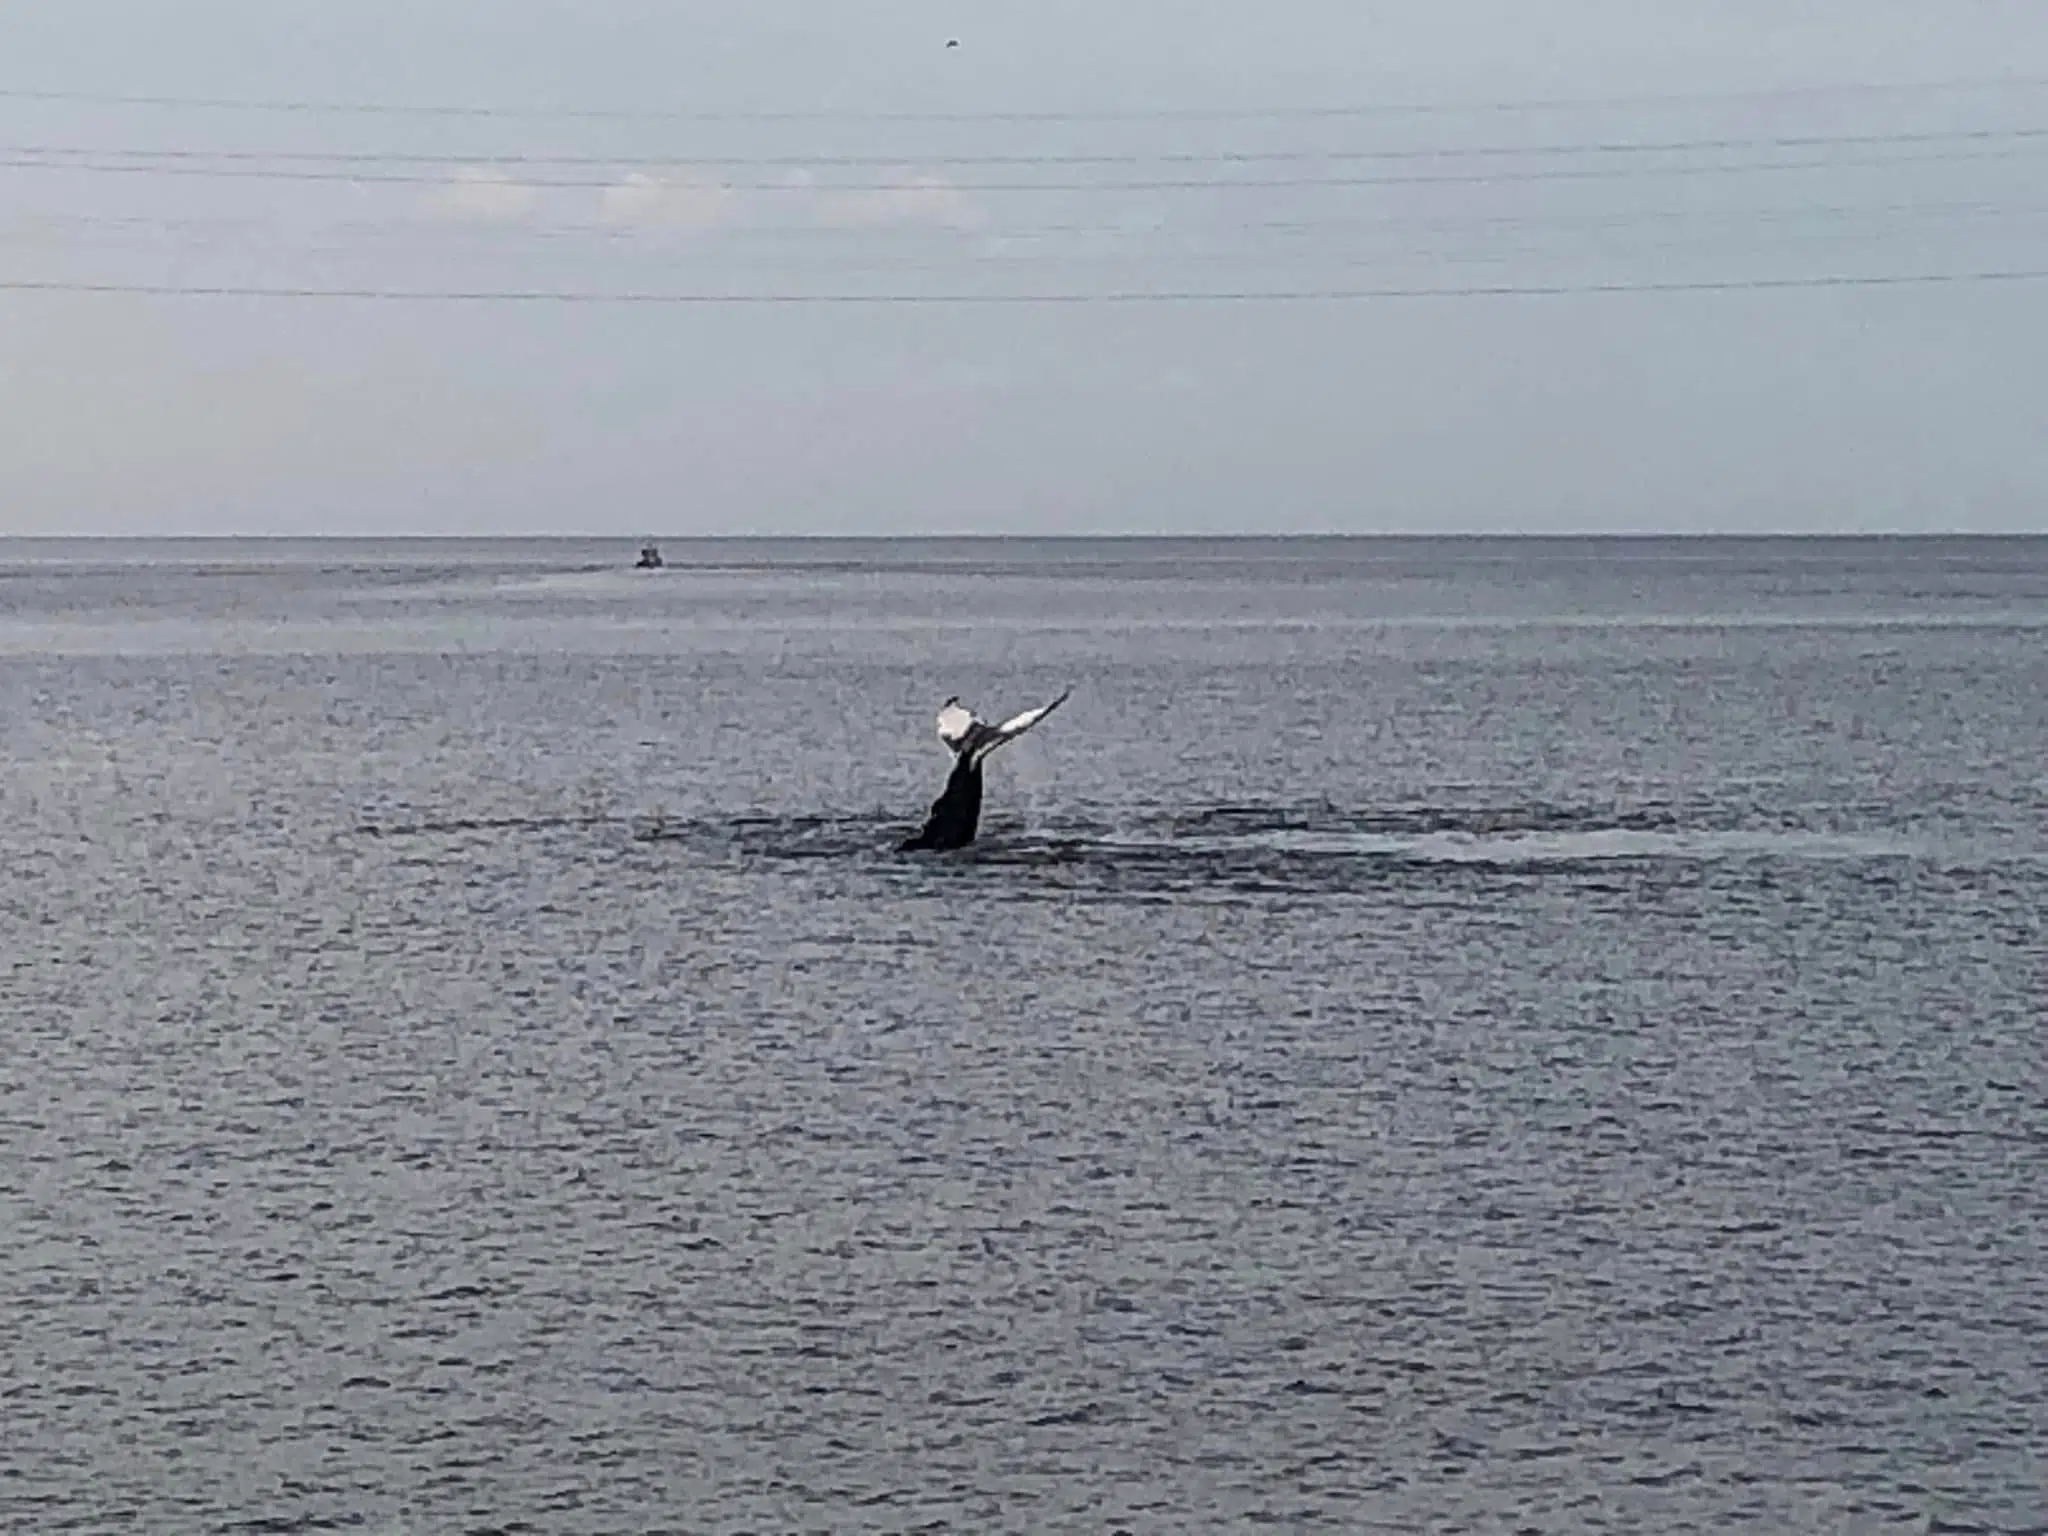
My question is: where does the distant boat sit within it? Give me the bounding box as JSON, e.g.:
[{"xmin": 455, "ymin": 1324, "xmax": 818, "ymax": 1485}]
[{"xmin": 634, "ymin": 542, "xmax": 664, "ymax": 570}]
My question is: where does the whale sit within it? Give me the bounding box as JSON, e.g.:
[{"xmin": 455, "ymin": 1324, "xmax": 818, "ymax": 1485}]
[{"xmin": 899, "ymin": 690, "xmax": 1070, "ymax": 852}]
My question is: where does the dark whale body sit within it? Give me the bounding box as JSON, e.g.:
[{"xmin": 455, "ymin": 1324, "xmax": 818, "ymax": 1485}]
[{"xmin": 899, "ymin": 753, "xmax": 985, "ymax": 852}]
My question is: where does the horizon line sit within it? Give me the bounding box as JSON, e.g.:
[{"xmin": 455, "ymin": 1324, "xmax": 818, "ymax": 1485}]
[{"xmin": 5, "ymin": 530, "xmax": 2045, "ymax": 543}]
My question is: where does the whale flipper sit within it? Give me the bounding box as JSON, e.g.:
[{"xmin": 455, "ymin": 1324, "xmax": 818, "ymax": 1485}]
[{"xmin": 902, "ymin": 689, "xmax": 1068, "ymax": 852}]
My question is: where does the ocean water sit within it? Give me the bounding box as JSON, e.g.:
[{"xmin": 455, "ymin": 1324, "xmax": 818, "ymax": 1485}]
[{"xmin": 1, "ymin": 536, "xmax": 2043, "ymax": 1534}]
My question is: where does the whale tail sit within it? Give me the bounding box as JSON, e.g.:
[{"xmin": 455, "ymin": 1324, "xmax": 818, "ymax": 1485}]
[
  {"xmin": 901, "ymin": 689, "xmax": 1069, "ymax": 851},
  {"xmin": 937, "ymin": 688, "xmax": 1070, "ymax": 765}
]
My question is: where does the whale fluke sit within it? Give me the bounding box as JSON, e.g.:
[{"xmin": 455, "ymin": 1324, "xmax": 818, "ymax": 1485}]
[{"xmin": 901, "ymin": 689, "xmax": 1069, "ymax": 852}]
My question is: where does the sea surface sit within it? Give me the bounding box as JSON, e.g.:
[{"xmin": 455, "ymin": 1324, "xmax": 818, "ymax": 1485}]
[{"xmin": 2, "ymin": 536, "xmax": 2044, "ymax": 1534}]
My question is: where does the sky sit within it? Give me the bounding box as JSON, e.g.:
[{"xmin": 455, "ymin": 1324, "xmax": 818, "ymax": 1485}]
[{"xmin": 2, "ymin": 0, "xmax": 2047, "ymax": 536}]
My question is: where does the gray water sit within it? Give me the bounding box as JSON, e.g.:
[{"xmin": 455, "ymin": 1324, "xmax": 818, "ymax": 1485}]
[{"xmin": 2, "ymin": 536, "xmax": 2044, "ymax": 1534}]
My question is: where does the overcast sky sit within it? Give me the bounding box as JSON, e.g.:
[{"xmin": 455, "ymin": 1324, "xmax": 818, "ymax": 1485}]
[{"xmin": 3, "ymin": 0, "xmax": 2047, "ymax": 536}]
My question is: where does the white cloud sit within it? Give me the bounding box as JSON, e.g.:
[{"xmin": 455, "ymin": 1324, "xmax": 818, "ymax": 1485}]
[
  {"xmin": 811, "ymin": 172, "xmax": 983, "ymax": 232},
  {"xmin": 598, "ymin": 170, "xmax": 735, "ymax": 234},
  {"xmin": 428, "ymin": 166, "xmax": 541, "ymax": 222},
  {"xmin": 585, "ymin": 166, "xmax": 978, "ymax": 240}
]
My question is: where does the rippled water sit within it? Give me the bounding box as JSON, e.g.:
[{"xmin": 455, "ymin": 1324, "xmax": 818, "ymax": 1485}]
[{"xmin": 3, "ymin": 537, "xmax": 2044, "ymax": 1533}]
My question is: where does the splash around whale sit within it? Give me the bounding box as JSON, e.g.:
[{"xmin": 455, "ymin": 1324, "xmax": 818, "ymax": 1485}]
[{"xmin": 899, "ymin": 689, "xmax": 1071, "ymax": 852}]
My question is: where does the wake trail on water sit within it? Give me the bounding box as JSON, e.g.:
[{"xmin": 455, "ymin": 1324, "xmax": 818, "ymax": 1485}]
[{"xmin": 344, "ymin": 801, "xmax": 1943, "ymax": 898}]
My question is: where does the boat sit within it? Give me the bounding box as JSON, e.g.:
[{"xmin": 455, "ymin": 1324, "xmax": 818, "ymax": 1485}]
[{"xmin": 634, "ymin": 542, "xmax": 664, "ymax": 570}]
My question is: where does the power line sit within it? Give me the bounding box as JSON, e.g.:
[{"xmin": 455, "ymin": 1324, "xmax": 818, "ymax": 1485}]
[
  {"xmin": 9, "ymin": 203, "xmax": 2043, "ymax": 265},
  {"xmin": 8, "ymin": 198, "xmax": 2042, "ymax": 253},
  {"xmin": 4, "ymin": 144, "xmax": 2038, "ymax": 191},
  {"xmin": 5, "ymin": 268, "xmax": 2046, "ymax": 303},
  {"xmin": 5, "ymin": 231, "xmax": 2018, "ymax": 276},
  {"xmin": 9, "ymin": 123, "xmax": 2048, "ymax": 168},
  {"xmin": 5, "ymin": 76, "xmax": 2048, "ymax": 122},
  {"xmin": 8, "ymin": 194, "xmax": 2045, "ymax": 242}
]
